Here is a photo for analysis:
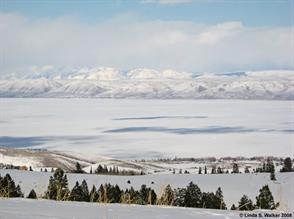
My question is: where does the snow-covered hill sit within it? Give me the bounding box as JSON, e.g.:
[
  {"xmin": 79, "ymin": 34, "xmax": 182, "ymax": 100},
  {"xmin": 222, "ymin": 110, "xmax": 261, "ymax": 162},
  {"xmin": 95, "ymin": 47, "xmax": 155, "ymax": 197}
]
[
  {"xmin": 0, "ymin": 68, "xmax": 293, "ymax": 99},
  {"xmin": 0, "ymin": 198, "xmax": 244, "ymax": 219},
  {"xmin": 0, "ymin": 170, "xmax": 293, "ymax": 211}
]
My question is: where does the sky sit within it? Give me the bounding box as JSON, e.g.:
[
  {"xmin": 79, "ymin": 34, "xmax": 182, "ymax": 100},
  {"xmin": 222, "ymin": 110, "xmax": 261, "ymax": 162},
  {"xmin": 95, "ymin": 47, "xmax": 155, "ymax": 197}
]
[{"xmin": 0, "ymin": 0, "xmax": 293, "ymax": 75}]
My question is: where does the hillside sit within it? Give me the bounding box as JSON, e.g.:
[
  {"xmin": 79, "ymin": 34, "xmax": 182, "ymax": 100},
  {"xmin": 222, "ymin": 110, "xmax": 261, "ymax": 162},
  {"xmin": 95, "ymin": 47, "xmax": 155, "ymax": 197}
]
[
  {"xmin": 0, "ymin": 198, "xmax": 247, "ymax": 219},
  {"xmin": 0, "ymin": 169, "xmax": 293, "ymax": 210},
  {"xmin": 0, "ymin": 68, "xmax": 293, "ymax": 99}
]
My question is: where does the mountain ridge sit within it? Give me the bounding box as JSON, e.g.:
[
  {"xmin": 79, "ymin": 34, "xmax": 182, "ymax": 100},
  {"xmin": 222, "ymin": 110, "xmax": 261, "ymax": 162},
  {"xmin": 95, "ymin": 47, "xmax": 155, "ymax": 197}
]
[{"xmin": 0, "ymin": 68, "xmax": 293, "ymax": 99}]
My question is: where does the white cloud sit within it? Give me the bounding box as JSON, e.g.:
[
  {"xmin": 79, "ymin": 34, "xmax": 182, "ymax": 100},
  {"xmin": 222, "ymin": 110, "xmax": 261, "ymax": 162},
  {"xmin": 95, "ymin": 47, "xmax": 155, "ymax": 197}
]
[{"xmin": 0, "ymin": 12, "xmax": 293, "ymax": 76}]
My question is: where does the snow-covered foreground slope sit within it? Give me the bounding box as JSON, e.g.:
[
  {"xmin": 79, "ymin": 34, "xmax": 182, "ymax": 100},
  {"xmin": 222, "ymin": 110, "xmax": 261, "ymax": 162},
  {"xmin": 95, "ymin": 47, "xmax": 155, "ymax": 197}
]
[
  {"xmin": 0, "ymin": 198, "xmax": 245, "ymax": 219},
  {"xmin": 0, "ymin": 170, "xmax": 293, "ymax": 210},
  {"xmin": 0, "ymin": 68, "xmax": 293, "ymax": 99}
]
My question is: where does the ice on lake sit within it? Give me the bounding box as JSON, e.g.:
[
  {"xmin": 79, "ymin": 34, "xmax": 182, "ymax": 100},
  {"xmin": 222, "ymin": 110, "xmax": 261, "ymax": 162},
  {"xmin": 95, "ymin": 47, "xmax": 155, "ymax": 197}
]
[{"xmin": 0, "ymin": 98, "xmax": 293, "ymax": 159}]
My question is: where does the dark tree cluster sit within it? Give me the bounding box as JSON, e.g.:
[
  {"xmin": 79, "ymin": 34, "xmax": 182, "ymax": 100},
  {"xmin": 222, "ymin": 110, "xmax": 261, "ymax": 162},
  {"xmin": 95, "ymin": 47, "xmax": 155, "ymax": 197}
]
[
  {"xmin": 0, "ymin": 173, "xmax": 23, "ymax": 198},
  {"xmin": 256, "ymin": 158, "xmax": 275, "ymax": 173},
  {"xmin": 173, "ymin": 182, "xmax": 227, "ymax": 209},
  {"xmin": 231, "ymin": 185, "xmax": 279, "ymax": 210},
  {"xmin": 93, "ymin": 164, "xmax": 144, "ymax": 176},
  {"xmin": 1, "ymin": 169, "xmax": 279, "ymax": 211},
  {"xmin": 280, "ymin": 157, "xmax": 293, "ymax": 172}
]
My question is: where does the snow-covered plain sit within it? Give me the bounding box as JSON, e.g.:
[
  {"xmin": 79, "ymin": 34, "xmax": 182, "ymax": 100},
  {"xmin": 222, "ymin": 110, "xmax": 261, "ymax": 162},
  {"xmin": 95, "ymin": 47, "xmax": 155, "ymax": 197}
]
[
  {"xmin": 0, "ymin": 68, "xmax": 293, "ymax": 99},
  {"xmin": 0, "ymin": 99, "xmax": 293, "ymax": 159},
  {"xmin": 0, "ymin": 198, "xmax": 245, "ymax": 219},
  {"xmin": 0, "ymin": 170, "xmax": 293, "ymax": 211}
]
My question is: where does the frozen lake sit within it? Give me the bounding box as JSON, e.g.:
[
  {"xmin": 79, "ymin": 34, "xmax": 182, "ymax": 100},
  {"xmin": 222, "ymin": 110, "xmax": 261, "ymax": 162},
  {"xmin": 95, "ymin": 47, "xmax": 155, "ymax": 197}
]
[{"xmin": 0, "ymin": 98, "xmax": 293, "ymax": 159}]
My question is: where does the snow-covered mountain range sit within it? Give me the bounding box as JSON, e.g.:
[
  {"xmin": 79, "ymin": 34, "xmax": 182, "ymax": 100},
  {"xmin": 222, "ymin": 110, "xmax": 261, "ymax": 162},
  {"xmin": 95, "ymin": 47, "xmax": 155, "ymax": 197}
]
[{"xmin": 0, "ymin": 67, "xmax": 293, "ymax": 99}]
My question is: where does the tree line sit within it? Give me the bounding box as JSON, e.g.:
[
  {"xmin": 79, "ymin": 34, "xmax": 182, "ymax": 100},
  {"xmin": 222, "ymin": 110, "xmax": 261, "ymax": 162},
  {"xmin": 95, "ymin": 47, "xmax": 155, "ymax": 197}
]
[{"xmin": 0, "ymin": 168, "xmax": 279, "ymax": 210}]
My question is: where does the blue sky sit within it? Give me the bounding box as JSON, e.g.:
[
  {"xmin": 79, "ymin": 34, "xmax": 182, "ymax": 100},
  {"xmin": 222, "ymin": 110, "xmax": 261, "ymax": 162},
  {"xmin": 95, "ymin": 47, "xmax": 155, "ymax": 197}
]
[
  {"xmin": 2, "ymin": 0, "xmax": 293, "ymax": 27},
  {"xmin": 0, "ymin": 0, "xmax": 293, "ymax": 74}
]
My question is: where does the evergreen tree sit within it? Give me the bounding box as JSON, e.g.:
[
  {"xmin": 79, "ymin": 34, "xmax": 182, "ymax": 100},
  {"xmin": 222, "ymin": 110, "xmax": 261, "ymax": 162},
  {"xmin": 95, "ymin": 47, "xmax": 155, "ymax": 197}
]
[
  {"xmin": 107, "ymin": 184, "xmax": 122, "ymax": 203},
  {"xmin": 266, "ymin": 158, "xmax": 275, "ymax": 173},
  {"xmin": 256, "ymin": 185, "xmax": 277, "ymax": 209},
  {"xmin": 27, "ymin": 189, "xmax": 37, "ymax": 199},
  {"xmin": 232, "ymin": 163, "xmax": 239, "ymax": 173},
  {"xmin": 138, "ymin": 184, "xmax": 149, "ymax": 205},
  {"xmin": 184, "ymin": 182, "xmax": 202, "ymax": 207},
  {"xmin": 44, "ymin": 176, "xmax": 56, "ymax": 199},
  {"xmin": 211, "ymin": 166, "xmax": 216, "ymax": 174},
  {"xmin": 217, "ymin": 167, "xmax": 223, "ymax": 174},
  {"xmin": 244, "ymin": 167, "xmax": 250, "ymax": 173},
  {"xmin": 204, "ymin": 166, "xmax": 207, "ymax": 174},
  {"xmin": 98, "ymin": 184, "xmax": 108, "ymax": 203},
  {"xmin": 73, "ymin": 162, "xmax": 84, "ymax": 174},
  {"xmin": 147, "ymin": 189, "xmax": 157, "ymax": 205},
  {"xmin": 80, "ymin": 179, "xmax": 90, "ymax": 201},
  {"xmin": 0, "ymin": 174, "xmax": 23, "ymax": 197},
  {"xmin": 281, "ymin": 157, "xmax": 292, "ymax": 172},
  {"xmin": 174, "ymin": 188, "xmax": 186, "ymax": 207},
  {"xmin": 44, "ymin": 168, "xmax": 69, "ymax": 201},
  {"xmin": 89, "ymin": 185, "xmax": 99, "ymax": 202},
  {"xmin": 201, "ymin": 192, "xmax": 216, "ymax": 208},
  {"xmin": 231, "ymin": 204, "xmax": 237, "ymax": 210},
  {"xmin": 270, "ymin": 172, "xmax": 276, "ymax": 181},
  {"xmin": 238, "ymin": 195, "xmax": 254, "ymax": 210},
  {"xmin": 198, "ymin": 167, "xmax": 202, "ymax": 174},
  {"xmin": 68, "ymin": 182, "xmax": 84, "ymax": 201},
  {"xmin": 215, "ymin": 187, "xmax": 226, "ymax": 209}
]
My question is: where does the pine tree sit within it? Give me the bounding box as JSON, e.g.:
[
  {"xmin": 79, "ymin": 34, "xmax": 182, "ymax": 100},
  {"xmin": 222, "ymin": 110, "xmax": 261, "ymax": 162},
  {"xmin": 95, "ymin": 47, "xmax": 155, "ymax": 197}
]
[
  {"xmin": 184, "ymin": 182, "xmax": 202, "ymax": 207},
  {"xmin": 198, "ymin": 167, "xmax": 202, "ymax": 174},
  {"xmin": 231, "ymin": 204, "xmax": 237, "ymax": 210},
  {"xmin": 211, "ymin": 166, "xmax": 216, "ymax": 174},
  {"xmin": 232, "ymin": 163, "xmax": 239, "ymax": 173},
  {"xmin": 270, "ymin": 172, "xmax": 276, "ymax": 181},
  {"xmin": 204, "ymin": 166, "xmax": 207, "ymax": 174},
  {"xmin": 238, "ymin": 195, "xmax": 254, "ymax": 210},
  {"xmin": 256, "ymin": 185, "xmax": 277, "ymax": 209},
  {"xmin": 138, "ymin": 184, "xmax": 148, "ymax": 205},
  {"xmin": 80, "ymin": 180, "xmax": 90, "ymax": 201},
  {"xmin": 147, "ymin": 189, "xmax": 157, "ymax": 205},
  {"xmin": 98, "ymin": 184, "xmax": 108, "ymax": 203},
  {"xmin": 215, "ymin": 187, "xmax": 226, "ymax": 209},
  {"xmin": 44, "ymin": 168, "xmax": 69, "ymax": 201},
  {"xmin": 201, "ymin": 192, "xmax": 213, "ymax": 208},
  {"xmin": 281, "ymin": 157, "xmax": 292, "ymax": 172},
  {"xmin": 89, "ymin": 185, "xmax": 99, "ymax": 202},
  {"xmin": 27, "ymin": 189, "xmax": 37, "ymax": 199},
  {"xmin": 68, "ymin": 182, "xmax": 84, "ymax": 201},
  {"xmin": 44, "ymin": 176, "xmax": 56, "ymax": 199},
  {"xmin": 73, "ymin": 162, "xmax": 84, "ymax": 174},
  {"xmin": 0, "ymin": 174, "xmax": 23, "ymax": 198},
  {"xmin": 174, "ymin": 188, "xmax": 186, "ymax": 207},
  {"xmin": 217, "ymin": 167, "xmax": 223, "ymax": 174},
  {"xmin": 244, "ymin": 167, "xmax": 250, "ymax": 173}
]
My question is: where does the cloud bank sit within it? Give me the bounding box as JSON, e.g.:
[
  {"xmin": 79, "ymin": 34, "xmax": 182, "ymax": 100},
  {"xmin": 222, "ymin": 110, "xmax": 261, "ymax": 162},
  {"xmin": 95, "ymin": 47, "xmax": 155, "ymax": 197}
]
[{"xmin": 0, "ymin": 12, "xmax": 293, "ymax": 76}]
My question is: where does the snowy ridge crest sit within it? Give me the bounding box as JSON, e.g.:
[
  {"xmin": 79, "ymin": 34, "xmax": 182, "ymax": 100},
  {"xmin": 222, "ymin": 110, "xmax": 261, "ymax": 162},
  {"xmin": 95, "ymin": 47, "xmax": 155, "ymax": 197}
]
[{"xmin": 0, "ymin": 68, "xmax": 293, "ymax": 99}]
